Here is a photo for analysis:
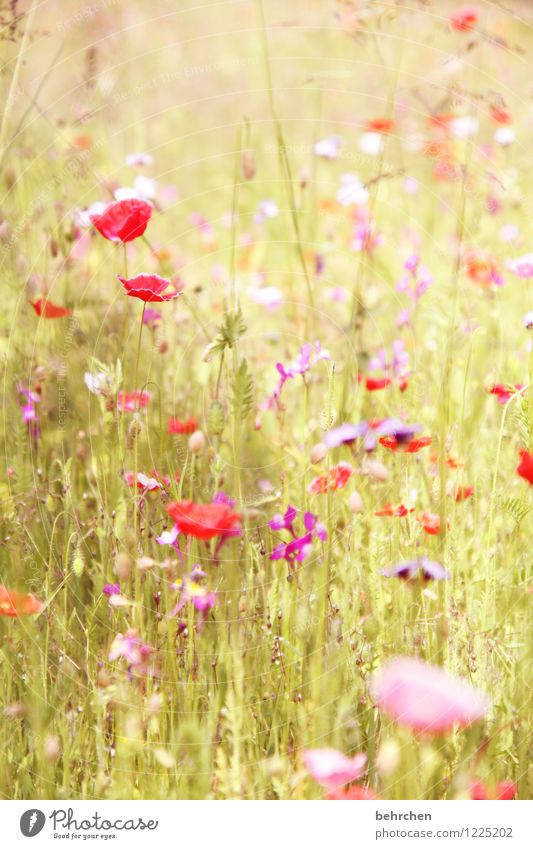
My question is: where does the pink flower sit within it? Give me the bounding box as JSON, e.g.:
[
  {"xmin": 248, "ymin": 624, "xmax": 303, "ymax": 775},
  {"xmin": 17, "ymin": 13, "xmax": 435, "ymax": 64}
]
[
  {"xmin": 302, "ymin": 748, "xmax": 366, "ymax": 790},
  {"xmin": 506, "ymin": 253, "xmax": 533, "ymax": 279},
  {"xmin": 371, "ymin": 657, "xmax": 488, "ymax": 734},
  {"xmin": 109, "ymin": 628, "xmax": 154, "ymax": 671}
]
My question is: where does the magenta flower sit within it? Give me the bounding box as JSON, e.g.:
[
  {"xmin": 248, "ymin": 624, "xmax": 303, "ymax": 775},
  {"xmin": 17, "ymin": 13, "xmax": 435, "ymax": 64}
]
[
  {"xmin": 506, "ymin": 253, "xmax": 533, "ymax": 278},
  {"xmin": 261, "ymin": 342, "xmax": 330, "ymax": 411},
  {"xmin": 302, "ymin": 748, "xmax": 367, "ymax": 790},
  {"xmin": 103, "ymin": 582, "xmax": 120, "ymax": 596},
  {"xmin": 270, "ymin": 508, "xmax": 326, "ymax": 566},
  {"xmin": 371, "ymin": 657, "xmax": 488, "ymax": 734}
]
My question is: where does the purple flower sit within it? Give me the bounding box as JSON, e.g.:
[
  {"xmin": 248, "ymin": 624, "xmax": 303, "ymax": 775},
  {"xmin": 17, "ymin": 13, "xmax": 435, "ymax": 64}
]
[
  {"xmin": 269, "ymin": 506, "xmax": 326, "ymax": 566},
  {"xmin": 381, "ymin": 557, "xmax": 450, "ymax": 581},
  {"xmin": 324, "ymin": 423, "xmax": 361, "ymax": 448},
  {"xmin": 269, "ymin": 504, "xmax": 297, "ymax": 533},
  {"xmin": 262, "ymin": 342, "xmax": 330, "ymax": 411},
  {"xmin": 169, "ymin": 571, "xmax": 217, "ymax": 620},
  {"xmin": 103, "ymin": 582, "xmax": 120, "ymax": 596}
]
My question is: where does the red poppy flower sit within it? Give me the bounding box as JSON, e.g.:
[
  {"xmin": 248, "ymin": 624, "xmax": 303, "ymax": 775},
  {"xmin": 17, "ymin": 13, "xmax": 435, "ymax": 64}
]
[
  {"xmin": 454, "ymin": 485, "xmax": 474, "ymax": 502},
  {"xmin": 464, "ymin": 249, "xmax": 502, "ymax": 288},
  {"xmin": 326, "ymin": 785, "xmax": 377, "ymax": 800},
  {"xmin": 427, "ymin": 113, "xmax": 454, "ymax": 131},
  {"xmin": 117, "ymin": 274, "xmax": 181, "ymax": 303},
  {"xmin": 489, "ymin": 105, "xmax": 512, "ymax": 125},
  {"xmin": 490, "ymin": 384, "xmax": 525, "ymax": 405},
  {"xmin": 168, "ymin": 417, "xmax": 198, "ymax": 435},
  {"xmin": 117, "ymin": 391, "xmax": 151, "ymax": 412},
  {"xmin": 365, "ymin": 376, "xmax": 392, "ymax": 391},
  {"xmin": 90, "ymin": 199, "xmax": 153, "ymax": 243},
  {"xmin": 364, "ymin": 118, "xmax": 394, "ymax": 134},
  {"xmin": 516, "ymin": 450, "xmax": 533, "ymax": 485},
  {"xmin": 167, "ymin": 500, "xmax": 241, "ymax": 540},
  {"xmin": 379, "ymin": 435, "xmax": 432, "ymax": 453},
  {"xmin": 30, "ymin": 298, "xmax": 72, "ymax": 319},
  {"xmin": 470, "ymin": 780, "xmax": 516, "ymax": 801},
  {"xmin": 429, "ymin": 452, "xmax": 464, "ymax": 469},
  {"xmin": 416, "ymin": 511, "xmax": 441, "ymax": 535},
  {"xmin": 449, "ymin": 5, "xmax": 478, "ymax": 32},
  {"xmin": 308, "ymin": 463, "xmax": 353, "ymax": 495},
  {"xmin": 375, "ymin": 503, "xmax": 414, "ymax": 518},
  {"xmin": 0, "ymin": 586, "xmax": 43, "ymax": 617}
]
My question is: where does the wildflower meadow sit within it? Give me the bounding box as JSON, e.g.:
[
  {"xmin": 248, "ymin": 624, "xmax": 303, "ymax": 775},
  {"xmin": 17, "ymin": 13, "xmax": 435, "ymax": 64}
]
[{"xmin": 0, "ymin": 0, "xmax": 532, "ymax": 807}]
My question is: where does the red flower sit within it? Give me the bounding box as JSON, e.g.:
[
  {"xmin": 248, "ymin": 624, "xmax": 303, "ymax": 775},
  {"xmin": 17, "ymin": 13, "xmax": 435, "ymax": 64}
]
[
  {"xmin": 167, "ymin": 500, "xmax": 241, "ymax": 541},
  {"xmin": 470, "ymin": 780, "xmax": 516, "ymax": 801},
  {"xmin": 516, "ymin": 450, "xmax": 533, "ymax": 485},
  {"xmin": 90, "ymin": 199, "xmax": 153, "ymax": 243},
  {"xmin": 117, "ymin": 391, "xmax": 150, "ymax": 412},
  {"xmin": 364, "ymin": 118, "xmax": 394, "ymax": 134},
  {"xmin": 489, "ymin": 105, "xmax": 512, "ymax": 125},
  {"xmin": 454, "ymin": 485, "xmax": 474, "ymax": 501},
  {"xmin": 365, "ymin": 376, "xmax": 392, "ymax": 391},
  {"xmin": 0, "ymin": 586, "xmax": 43, "ymax": 617},
  {"xmin": 308, "ymin": 463, "xmax": 353, "ymax": 495},
  {"xmin": 464, "ymin": 249, "xmax": 501, "ymax": 288},
  {"xmin": 490, "ymin": 384, "xmax": 525, "ymax": 405},
  {"xmin": 326, "ymin": 785, "xmax": 377, "ymax": 800},
  {"xmin": 168, "ymin": 417, "xmax": 198, "ymax": 435},
  {"xmin": 375, "ymin": 503, "xmax": 414, "ymax": 518},
  {"xmin": 379, "ymin": 435, "xmax": 432, "ymax": 453},
  {"xmin": 416, "ymin": 511, "xmax": 441, "ymax": 535},
  {"xmin": 30, "ymin": 298, "xmax": 72, "ymax": 319},
  {"xmin": 449, "ymin": 5, "xmax": 478, "ymax": 32},
  {"xmin": 117, "ymin": 274, "xmax": 181, "ymax": 303}
]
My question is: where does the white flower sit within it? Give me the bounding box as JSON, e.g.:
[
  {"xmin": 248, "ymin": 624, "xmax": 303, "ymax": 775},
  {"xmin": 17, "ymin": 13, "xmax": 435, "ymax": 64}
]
[
  {"xmin": 314, "ymin": 135, "xmax": 343, "ymax": 159},
  {"xmin": 336, "ymin": 173, "xmax": 369, "ymax": 206},
  {"xmin": 358, "ymin": 132, "xmax": 384, "ymax": 156},
  {"xmin": 247, "ymin": 286, "xmax": 283, "ymax": 310},
  {"xmin": 84, "ymin": 371, "xmax": 110, "ymax": 396},
  {"xmin": 126, "ymin": 152, "xmax": 154, "ymax": 168},
  {"xmin": 450, "ymin": 116, "xmax": 479, "ymax": 138},
  {"xmin": 494, "ymin": 127, "xmax": 515, "ymax": 146}
]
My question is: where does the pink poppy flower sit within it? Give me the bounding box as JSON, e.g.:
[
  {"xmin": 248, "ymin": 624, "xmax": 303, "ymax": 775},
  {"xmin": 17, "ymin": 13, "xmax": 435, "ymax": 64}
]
[
  {"xmin": 302, "ymin": 748, "xmax": 367, "ymax": 790},
  {"xmin": 371, "ymin": 657, "xmax": 488, "ymax": 734},
  {"xmin": 117, "ymin": 391, "xmax": 150, "ymax": 412},
  {"xmin": 117, "ymin": 273, "xmax": 181, "ymax": 303},
  {"xmin": 90, "ymin": 199, "xmax": 153, "ymax": 243}
]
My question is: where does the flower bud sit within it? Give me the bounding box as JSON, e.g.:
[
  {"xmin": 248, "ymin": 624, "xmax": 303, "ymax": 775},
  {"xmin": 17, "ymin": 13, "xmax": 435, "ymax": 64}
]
[
  {"xmin": 364, "ymin": 459, "xmax": 389, "ymax": 481},
  {"xmin": 310, "ymin": 442, "xmax": 327, "ymax": 464},
  {"xmin": 115, "ymin": 551, "xmax": 132, "ymax": 582},
  {"xmin": 241, "ymin": 149, "xmax": 256, "ymax": 180},
  {"xmin": 348, "ymin": 490, "xmax": 364, "ymax": 513},
  {"xmin": 188, "ymin": 430, "xmax": 205, "ymax": 454}
]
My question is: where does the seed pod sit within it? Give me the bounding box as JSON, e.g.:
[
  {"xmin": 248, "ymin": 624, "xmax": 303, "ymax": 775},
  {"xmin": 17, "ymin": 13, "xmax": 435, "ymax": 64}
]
[
  {"xmin": 241, "ymin": 149, "xmax": 256, "ymax": 180},
  {"xmin": 127, "ymin": 415, "xmax": 141, "ymax": 450},
  {"xmin": 72, "ymin": 545, "xmax": 85, "ymax": 578},
  {"xmin": 207, "ymin": 400, "xmax": 225, "ymax": 436}
]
